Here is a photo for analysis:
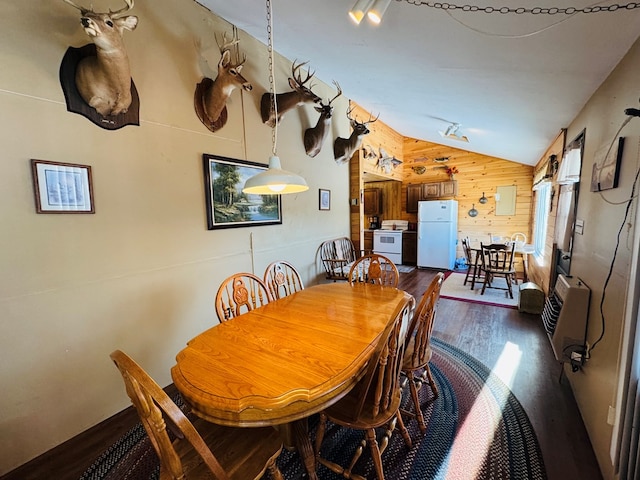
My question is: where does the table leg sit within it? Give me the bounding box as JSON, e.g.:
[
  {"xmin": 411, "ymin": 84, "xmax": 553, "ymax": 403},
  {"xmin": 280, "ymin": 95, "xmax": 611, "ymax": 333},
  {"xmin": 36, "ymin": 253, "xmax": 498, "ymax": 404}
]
[{"xmin": 291, "ymin": 419, "xmax": 318, "ymax": 480}]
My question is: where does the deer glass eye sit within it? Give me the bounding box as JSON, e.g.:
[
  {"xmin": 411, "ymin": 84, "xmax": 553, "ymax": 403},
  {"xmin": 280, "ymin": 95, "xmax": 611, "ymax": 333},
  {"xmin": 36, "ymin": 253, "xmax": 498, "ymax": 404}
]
[
  {"xmin": 105, "ymin": 20, "xmax": 114, "ymax": 27},
  {"xmin": 229, "ymin": 68, "xmax": 238, "ymax": 76}
]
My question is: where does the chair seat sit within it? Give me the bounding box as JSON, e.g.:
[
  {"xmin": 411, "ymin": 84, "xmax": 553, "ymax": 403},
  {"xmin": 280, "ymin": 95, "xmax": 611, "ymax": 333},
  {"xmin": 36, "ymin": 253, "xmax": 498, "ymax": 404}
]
[
  {"xmin": 177, "ymin": 418, "xmax": 282, "ymax": 480},
  {"xmin": 322, "ymin": 388, "xmax": 403, "ymax": 430},
  {"xmin": 402, "ymin": 343, "xmax": 432, "ymax": 370}
]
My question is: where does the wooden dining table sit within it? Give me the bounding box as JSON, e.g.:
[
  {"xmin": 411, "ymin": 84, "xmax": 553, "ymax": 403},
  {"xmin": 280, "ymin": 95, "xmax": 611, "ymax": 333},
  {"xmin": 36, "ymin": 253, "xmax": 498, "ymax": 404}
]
[
  {"xmin": 469, "ymin": 241, "xmax": 535, "ymax": 285},
  {"xmin": 171, "ymin": 282, "xmax": 413, "ymax": 480}
]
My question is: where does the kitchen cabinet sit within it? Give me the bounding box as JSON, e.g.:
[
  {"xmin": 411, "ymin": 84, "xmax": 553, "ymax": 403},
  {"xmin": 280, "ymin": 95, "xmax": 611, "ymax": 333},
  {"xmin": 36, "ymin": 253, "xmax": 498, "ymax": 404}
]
[
  {"xmin": 422, "ymin": 182, "xmax": 441, "ymax": 199},
  {"xmin": 406, "ymin": 184, "xmax": 422, "ymax": 213},
  {"xmin": 364, "ymin": 231, "xmax": 373, "ymax": 252},
  {"xmin": 363, "ymin": 188, "xmax": 381, "ymax": 215},
  {"xmin": 406, "ymin": 181, "xmax": 458, "ymax": 213},
  {"xmin": 439, "ymin": 180, "xmax": 458, "ymax": 197},
  {"xmin": 402, "ymin": 231, "xmax": 417, "ymax": 265}
]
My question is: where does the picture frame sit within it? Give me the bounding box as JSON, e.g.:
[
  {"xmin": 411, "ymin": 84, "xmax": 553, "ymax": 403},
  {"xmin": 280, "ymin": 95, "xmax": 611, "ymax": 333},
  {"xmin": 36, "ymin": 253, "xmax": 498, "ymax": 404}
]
[
  {"xmin": 31, "ymin": 159, "xmax": 94, "ymax": 214},
  {"xmin": 319, "ymin": 189, "xmax": 331, "ymax": 211},
  {"xmin": 203, "ymin": 154, "xmax": 282, "ymax": 230},
  {"xmin": 590, "ymin": 137, "xmax": 624, "ymax": 192}
]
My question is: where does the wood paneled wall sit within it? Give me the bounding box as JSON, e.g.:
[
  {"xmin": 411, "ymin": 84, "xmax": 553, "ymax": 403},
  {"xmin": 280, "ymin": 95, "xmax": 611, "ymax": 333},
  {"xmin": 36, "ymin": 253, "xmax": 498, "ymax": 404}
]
[
  {"xmin": 527, "ymin": 131, "xmax": 566, "ymax": 294},
  {"xmin": 349, "ymin": 103, "xmax": 404, "ymax": 181},
  {"xmin": 348, "ymin": 102, "xmax": 539, "ymax": 271},
  {"xmin": 403, "ymin": 137, "xmax": 534, "ymax": 260},
  {"xmin": 348, "ymin": 102, "xmax": 404, "ymax": 252}
]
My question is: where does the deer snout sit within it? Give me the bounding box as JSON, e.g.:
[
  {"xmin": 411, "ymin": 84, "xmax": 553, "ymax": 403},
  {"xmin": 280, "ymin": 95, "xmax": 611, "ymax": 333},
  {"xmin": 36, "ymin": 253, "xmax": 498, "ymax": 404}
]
[
  {"xmin": 242, "ymin": 82, "xmax": 253, "ymax": 92},
  {"xmin": 81, "ymin": 17, "xmax": 91, "ymax": 28}
]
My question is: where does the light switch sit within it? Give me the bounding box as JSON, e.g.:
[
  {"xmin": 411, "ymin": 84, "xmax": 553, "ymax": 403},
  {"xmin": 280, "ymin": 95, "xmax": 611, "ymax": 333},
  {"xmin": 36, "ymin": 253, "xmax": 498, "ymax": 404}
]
[{"xmin": 575, "ymin": 219, "xmax": 584, "ymax": 235}]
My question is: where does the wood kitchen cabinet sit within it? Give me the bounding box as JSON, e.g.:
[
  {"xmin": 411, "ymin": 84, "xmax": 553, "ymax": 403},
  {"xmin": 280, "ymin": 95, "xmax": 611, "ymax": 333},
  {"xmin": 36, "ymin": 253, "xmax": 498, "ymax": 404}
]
[
  {"xmin": 363, "ymin": 231, "xmax": 373, "ymax": 252},
  {"xmin": 402, "ymin": 231, "xmax": 417, "ymax": 265},
  {"xmin": 363, "ymin": 188, "xmax": 381, "ymax": 215},
  {"xmin": 439, "ymin": 180, "xmax": 458, "ymax": 197},
  {"xmin": 406, "ymin": 181, "xmax": 458, "ymax": 212},
  {"xmin": 422, "ymin": 182, "xmax": 441, "ymax": 199},
  {"xmin": 406, "ymin": 184, "xmax": 422, "ymax": 213}
]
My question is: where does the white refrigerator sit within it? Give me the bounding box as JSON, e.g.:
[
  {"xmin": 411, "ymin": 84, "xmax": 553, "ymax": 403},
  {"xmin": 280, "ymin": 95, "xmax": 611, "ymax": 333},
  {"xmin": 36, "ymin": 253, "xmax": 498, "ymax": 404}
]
[{"xmin": 417, "ymin": 200, "xmax": 458, "ymax": 270}]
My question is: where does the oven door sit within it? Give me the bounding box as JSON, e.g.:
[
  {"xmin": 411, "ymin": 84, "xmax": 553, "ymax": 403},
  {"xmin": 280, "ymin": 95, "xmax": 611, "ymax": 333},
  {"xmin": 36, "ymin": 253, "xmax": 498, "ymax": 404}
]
[{"xmin": 373, "ymin": 231, "xmax": 403, "ymax": 264}]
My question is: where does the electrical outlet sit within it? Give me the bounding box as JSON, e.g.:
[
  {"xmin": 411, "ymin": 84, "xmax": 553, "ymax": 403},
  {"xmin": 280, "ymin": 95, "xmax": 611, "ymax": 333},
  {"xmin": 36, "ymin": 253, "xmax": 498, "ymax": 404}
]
[{"xmin": 571, "ymin": 351, "xmax": 582, "ymax": 362}]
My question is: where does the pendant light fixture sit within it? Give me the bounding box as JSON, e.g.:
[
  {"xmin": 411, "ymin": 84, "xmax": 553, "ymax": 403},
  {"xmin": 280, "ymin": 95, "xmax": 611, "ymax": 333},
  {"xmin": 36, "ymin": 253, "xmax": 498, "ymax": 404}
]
[{"xmin": 243, "ymin": 0, "xmax": 308, "ymax": 195}]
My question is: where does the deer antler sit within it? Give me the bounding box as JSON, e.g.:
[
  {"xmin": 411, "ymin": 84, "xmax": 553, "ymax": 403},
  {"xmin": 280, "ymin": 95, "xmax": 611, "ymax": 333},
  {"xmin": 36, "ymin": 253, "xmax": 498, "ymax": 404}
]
[
  {"xmin": 328, "ymin": 81, "xmax": 342, "ymax": 105},
  {"xmin": 216, "ymin": 31, "xmax": 240, "ymax": 54},
  {"xmin": 346, "ymin": 104, "xmax": 356, "ymax": 121},
  {"xmin": 110, "ymin": 0, "xmax": 134, "ymax": 18},
  {"xmin": 63, "ymin": 0, "xmax": 91, "ymax": 14},
  {"xmin": 364, "ymin": 112, "xmax": 380, "ymax": 125},
  {"xmin": 291, "ymin": 60, "xmax": 315, "ymax": 87}
]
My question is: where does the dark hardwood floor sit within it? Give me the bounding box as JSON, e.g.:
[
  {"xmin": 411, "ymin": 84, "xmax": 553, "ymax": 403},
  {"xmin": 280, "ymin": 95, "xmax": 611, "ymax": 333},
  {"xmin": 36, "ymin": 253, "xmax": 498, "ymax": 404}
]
[{"xmin": 1, "ymin": 268, "xmax": 602, "ymax": 480}]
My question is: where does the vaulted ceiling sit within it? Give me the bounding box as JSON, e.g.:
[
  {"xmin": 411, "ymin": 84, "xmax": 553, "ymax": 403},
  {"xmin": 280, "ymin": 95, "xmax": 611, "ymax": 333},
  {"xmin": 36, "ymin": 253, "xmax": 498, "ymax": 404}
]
[{"xmin": 196, "ymin": 0, "xmax": 640, "ymax": 165}]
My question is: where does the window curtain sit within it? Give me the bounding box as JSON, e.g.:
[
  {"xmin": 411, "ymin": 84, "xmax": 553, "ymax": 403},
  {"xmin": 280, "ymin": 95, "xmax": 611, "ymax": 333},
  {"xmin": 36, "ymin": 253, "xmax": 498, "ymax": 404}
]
[
  {"xmin": 557, "ymin": 147, "xmax": 582, "ymax": 185},
  {"xmin": 533, "ymin": 156, "xmax": 555, "ymax": 190}
]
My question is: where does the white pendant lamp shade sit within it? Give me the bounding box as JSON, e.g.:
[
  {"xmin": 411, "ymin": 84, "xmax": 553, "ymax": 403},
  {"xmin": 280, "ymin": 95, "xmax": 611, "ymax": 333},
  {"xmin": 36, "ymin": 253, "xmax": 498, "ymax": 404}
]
[
  {"xmin": 243, "ymin": 156, "xmax": 308, "ymax": 194},
  {"xmin": 367, "ymin": 0, "xmax": 392, "ymax": 24},
  {"xmin": 242, "ymin": 0, "xmax": 309, "ymax": 196},
  {"xmin": 349, "ymin": 0, "xmax": 374, "ymax": 24}
]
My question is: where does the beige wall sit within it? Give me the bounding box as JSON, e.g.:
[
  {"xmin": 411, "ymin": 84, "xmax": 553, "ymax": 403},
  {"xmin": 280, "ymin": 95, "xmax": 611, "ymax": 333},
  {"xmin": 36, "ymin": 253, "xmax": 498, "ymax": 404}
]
[
  {"xmin": 0, "ymin": 0, "xmax": 350, "ymax": 473},
  {"xmin": 552, "ymin": 37, "xmax": 640, "ymax": 479}
]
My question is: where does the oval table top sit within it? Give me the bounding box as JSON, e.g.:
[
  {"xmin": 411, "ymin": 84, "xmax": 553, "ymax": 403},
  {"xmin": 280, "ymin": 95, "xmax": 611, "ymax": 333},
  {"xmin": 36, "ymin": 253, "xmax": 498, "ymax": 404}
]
[{"xmin": 171, "ymin": 282, "xmax": 412, "ymax": 427}]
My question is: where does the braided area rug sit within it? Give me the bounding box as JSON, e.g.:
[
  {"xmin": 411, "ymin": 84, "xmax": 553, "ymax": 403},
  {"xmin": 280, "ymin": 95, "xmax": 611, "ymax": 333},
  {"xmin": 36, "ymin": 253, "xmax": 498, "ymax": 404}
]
[{"xmin": 80, "ymin": 338, "xmax": 546, "ymax": 480}]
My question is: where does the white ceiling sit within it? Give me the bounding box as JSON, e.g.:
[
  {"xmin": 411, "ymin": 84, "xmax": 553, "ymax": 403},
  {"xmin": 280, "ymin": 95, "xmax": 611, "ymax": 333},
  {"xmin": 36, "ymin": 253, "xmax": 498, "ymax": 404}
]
[{"xmin": 195, "ymin": 0, "xmax": 640, "ymax": 166}]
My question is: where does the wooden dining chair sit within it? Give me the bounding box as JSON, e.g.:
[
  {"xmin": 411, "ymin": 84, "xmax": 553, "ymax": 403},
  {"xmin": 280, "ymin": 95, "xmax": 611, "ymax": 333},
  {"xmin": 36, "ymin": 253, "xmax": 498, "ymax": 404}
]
[
  {"xmin": 401, "ymin": 272, "xmax": 444, "ymax": 433},
  {"xmin": 480, "ymin": 242, "xmax": 517, "ymax": 298},
  {"xmin": 319, "ymin": 237, "xmax": 360, "ymax": 281},
  {"xmin": 109, "ymin": 350, "xmax": 284, "ymax": 480},
  {"xmin": 348, "ymin": 253, "xmax": 399, "ymax": 287},
  {"xmin": 263, "ymin": 260, "xmax": 304, "ymax": 300},
  {"xmin": 461, "ymin": 237, "xmax": 483, "ymax": 288},
  {"xmin": 314, "ymin": 296, "xmax": 414, "ymax": 480},
  {"xmin": 215, "ymin": 273, "xmax": 272, "ymax": 322}
]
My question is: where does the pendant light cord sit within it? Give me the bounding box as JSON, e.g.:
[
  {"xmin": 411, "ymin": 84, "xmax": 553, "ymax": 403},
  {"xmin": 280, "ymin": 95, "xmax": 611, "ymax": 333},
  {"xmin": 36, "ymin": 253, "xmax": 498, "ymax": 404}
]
[{"xmin": 266, "ymin": 0, "xmax": 278, "ymax": 156}]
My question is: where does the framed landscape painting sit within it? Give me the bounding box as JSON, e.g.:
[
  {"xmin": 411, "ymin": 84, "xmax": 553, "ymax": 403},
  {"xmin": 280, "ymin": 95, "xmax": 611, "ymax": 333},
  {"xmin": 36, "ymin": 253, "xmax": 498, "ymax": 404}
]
[{"xmin": 203, "ymin": 154, "xmax": 282, "ymax": 230}]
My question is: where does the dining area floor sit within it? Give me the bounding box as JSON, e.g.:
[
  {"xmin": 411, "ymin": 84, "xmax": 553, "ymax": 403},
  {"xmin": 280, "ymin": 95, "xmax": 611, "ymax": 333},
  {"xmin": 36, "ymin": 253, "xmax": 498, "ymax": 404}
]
[
  {"xmin": 400, "ymin": 268, "xmax": 602, "ymax": 480},
  {"xmin": 1, "ymin": 268, "xmax": 603, "ymax": 480}
]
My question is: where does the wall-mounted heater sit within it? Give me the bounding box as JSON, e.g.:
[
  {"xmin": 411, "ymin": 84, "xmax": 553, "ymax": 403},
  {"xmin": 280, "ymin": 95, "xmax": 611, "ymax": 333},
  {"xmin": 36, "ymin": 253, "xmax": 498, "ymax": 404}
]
[{"xmin": 542, "ymin": 274, "xmax": 591, "ymax": 370}]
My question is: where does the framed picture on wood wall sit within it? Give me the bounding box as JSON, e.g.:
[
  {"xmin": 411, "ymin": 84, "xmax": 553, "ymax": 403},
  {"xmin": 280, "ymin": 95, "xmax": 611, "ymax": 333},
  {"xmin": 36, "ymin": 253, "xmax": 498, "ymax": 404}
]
[
  {"xmin": 31, "ymin": 159, "xmax": 94, "ymax": 213},
  {"xmin": 203, "ymin": 154, "xmax": 282, "ymax": 230}
]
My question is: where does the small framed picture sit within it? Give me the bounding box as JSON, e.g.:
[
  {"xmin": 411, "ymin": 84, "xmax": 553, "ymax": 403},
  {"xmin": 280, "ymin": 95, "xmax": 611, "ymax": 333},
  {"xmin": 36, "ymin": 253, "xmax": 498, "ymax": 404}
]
[
  {"xmin": 319, "ymin": 189, "xmax": 331, "ymax": 211},
  {"xmin": 31, "ymin": 159, "xmax": 94, "ymax": 213}
]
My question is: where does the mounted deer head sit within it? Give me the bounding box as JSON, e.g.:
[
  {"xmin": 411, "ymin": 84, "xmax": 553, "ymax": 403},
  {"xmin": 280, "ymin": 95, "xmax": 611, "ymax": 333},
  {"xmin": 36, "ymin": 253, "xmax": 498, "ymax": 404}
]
[
  {"xmin": 195, "ymin": 31, "xmax": 253, "ymax": 133},
  {"xmin": 303, "ymin": 81, "xmax": 342, "ymax": 158},
  {"xmin": 333, "ymin": 106, "xmax": 379, "ymax": 165},
  {"xmin": 260, "ymin": 60, "xmax": 321, "ymax": 127},
  {"xmin": 64, "ymin": 0, "xmax": 138, "ymax": 117}
]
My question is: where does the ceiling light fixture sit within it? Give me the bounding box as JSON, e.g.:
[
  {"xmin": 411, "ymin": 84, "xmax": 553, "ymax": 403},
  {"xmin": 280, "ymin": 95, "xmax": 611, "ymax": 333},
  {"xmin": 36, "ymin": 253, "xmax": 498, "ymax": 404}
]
[
  {"xmin": 348, "ymin": 0, "xmax": 373, "ymax": 24},
  {"xmin": 348, "ymin": 0, "xmax": 390, "ymax": 25},
  {"xmin": 438, "ymin": 123, "xmax": 470, "ymax": 143},
  {"xmin": 243, "ymin": 0, "xmax": 308, "ymax": 195},
  {"xmin": 367, "ymin": 0, "xmax": 392, "ymax": 24}
]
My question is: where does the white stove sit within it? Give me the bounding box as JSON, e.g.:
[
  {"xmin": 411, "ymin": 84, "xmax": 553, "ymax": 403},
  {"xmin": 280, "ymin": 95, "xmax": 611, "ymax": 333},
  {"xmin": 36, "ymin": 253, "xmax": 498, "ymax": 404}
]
[{"xmin": 373, "ymin": 220, "xmax": 408, "ymax": 264}]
